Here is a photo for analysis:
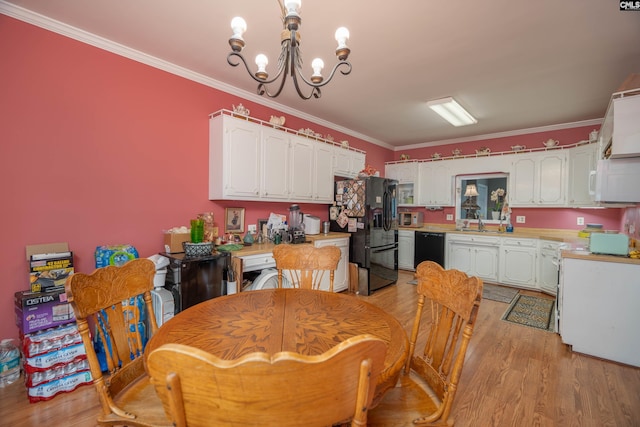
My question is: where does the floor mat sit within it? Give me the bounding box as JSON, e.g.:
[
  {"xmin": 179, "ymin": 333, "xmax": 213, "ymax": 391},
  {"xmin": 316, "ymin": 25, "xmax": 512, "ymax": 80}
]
[{"xmin": 502, "ymin": 294, "xmax": 556, "ymax": 332}]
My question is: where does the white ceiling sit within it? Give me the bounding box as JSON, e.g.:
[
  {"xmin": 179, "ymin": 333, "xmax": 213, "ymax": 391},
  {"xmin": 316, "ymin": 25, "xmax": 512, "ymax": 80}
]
[{"xmin": 3, "ymin": 0, "xmax": 640, "ymax": 149}]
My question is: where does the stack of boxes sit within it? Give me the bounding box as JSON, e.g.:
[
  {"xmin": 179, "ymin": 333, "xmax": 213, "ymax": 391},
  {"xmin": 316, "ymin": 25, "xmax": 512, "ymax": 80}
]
[{"xmin": 14, "ymin": 243, "xmax": 92, "ymax": 402}]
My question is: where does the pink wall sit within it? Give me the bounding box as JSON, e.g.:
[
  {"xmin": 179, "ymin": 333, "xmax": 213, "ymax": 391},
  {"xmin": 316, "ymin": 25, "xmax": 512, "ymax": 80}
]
[
  {"xmin": 0, "ymin": 16, "xmax": 388, "ymax": 340},
  {"xmin": 0, "ymin": 16, "xmax": 631, "ymax": 341}
]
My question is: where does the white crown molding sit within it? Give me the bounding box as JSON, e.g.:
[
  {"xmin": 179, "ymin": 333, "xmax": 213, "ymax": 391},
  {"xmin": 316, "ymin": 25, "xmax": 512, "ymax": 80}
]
[
  {"xmin": 1, "ymin": 1, "xmax": 601, "ymax": 153},
  {"xmin": 0, "ymin": 1, "xmax": 392, "ymax": 150},
  {"xmin": 393, "ymin": 118, "xmax": 603, "ymax": 151}
]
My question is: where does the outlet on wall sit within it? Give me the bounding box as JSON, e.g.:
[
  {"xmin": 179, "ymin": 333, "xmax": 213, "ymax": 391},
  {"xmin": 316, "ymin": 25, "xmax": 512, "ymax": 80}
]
[
  {"xmin": 516, "ymin": 215, "xmax": 526, "ymax": 224},
  {"xmin": 446, "ymin": 214, "xmax": 453, "ymax": 221},
  {"xmin": 577, "ymin": 217, "xmax": 584, "ymax": 226}
]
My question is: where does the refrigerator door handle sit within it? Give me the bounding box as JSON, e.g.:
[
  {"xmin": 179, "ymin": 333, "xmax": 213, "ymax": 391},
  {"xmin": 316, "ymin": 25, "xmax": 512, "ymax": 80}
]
[{"xmin": 371, "ymin": 244, "xmax": 398, "ymax": 253}]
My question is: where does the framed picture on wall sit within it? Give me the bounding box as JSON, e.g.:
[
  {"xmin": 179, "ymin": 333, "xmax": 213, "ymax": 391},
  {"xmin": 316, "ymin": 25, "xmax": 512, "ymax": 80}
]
[{"xmin": 224, "ymin": 208, "xmax": 245, "ymax": 233}]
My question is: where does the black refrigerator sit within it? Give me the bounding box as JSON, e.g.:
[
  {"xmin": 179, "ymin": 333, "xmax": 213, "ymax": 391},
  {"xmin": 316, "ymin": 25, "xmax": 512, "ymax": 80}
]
[{"xmin": 329, "ymin": 176, "xmax": 398, "ymax": 295}]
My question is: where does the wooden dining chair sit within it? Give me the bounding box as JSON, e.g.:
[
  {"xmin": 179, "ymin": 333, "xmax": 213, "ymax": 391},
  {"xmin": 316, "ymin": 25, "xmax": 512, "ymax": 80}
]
[
  {"xmin": 367, "ymin": 261, "xmax": 483, "ymax": 426},
  {"xmin": 64, "ymin": 258, "xmax": 171, "ymax": 427},
  {"xmin": 147, "ymin": 334, "xmax": 387, "ymax": 427},
  {"xmin": 272, "ymin": 244, "xmax": 341, "ymax": 291}
]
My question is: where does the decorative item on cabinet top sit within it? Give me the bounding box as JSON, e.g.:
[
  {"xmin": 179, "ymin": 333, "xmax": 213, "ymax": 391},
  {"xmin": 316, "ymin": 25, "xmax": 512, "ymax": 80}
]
[{"xmin": 209, "ymin": 110, "xmax": 365, "ymax": 154}]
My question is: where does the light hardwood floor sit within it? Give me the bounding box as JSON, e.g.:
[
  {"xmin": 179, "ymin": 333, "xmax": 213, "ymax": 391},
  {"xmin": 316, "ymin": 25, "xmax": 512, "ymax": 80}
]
[{"xmin": 1, "ymin": 270, "xmax": 639, "ymax": 426}]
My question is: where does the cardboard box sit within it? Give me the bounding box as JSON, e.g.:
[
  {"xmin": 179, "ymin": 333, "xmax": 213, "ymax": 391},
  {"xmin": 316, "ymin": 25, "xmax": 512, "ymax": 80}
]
[
  {"xmin": 163, "ymin": 232, "xmax": 190, "ymax": 253},
  {"xmin": 26, "ymin": 243, "xmax": 74, "ymax": 292},
  {"xmin": 15, "ymin": 287, "xmax": 75, "ymax": 335}
]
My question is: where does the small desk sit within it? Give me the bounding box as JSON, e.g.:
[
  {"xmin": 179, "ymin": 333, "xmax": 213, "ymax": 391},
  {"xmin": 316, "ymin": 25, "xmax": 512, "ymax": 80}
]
[{"xmin": 146, "ymin": 288, "xmax": 409, "ymax": 405}]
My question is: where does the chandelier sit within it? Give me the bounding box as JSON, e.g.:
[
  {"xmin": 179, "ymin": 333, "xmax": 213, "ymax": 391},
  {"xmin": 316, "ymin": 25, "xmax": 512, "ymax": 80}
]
[{"xmin": 227, "ymin": 0, "xmax": 352, "ymax": 100}]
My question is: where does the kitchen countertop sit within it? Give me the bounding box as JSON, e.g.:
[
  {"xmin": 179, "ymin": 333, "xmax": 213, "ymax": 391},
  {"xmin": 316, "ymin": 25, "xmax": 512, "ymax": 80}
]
[
  {"xmin": 402, "ymin": 224, "xmax": 583, "ymax": 243},
  {"xmin": 561, "ymin": 250, "xmax": 640, "ymax": 265},
  {"xmin": 220, "ymin": 232, "xmax": 351, "ymax": 257}
]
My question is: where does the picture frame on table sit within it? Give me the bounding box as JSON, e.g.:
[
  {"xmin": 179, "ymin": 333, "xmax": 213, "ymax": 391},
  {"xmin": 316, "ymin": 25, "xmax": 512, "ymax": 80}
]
[
  {"xmin": 224, "ymin": 208, "xmax": 245, "ymax": 233},
  {"xmin": 257, "ymin": 218, "xmax": 268, "ymax": 237}
]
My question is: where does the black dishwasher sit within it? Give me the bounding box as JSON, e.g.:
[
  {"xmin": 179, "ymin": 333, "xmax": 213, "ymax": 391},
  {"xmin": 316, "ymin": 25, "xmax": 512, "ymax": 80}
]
[{"xmin": 414, "ymin": 231, "xmax": 446, "ymax": 269}]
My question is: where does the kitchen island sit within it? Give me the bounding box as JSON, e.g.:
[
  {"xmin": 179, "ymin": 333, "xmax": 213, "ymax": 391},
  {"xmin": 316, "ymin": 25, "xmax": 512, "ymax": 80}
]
[{"xmin": 559, "ymin": 250, "xmax": 640, "ymax": 367}]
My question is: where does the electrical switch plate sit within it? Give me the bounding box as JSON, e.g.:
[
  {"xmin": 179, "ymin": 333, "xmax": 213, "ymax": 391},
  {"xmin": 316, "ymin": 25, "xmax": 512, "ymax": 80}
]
[
  {"xmin": 516, "ymin": 216, "xmax": 526, "ymax": 224},
  {"xmin": 248, "ymin": 224, "xmax": 257, "ymax": 233},
  {"xmin": 446, "ymin": 214, "xmax": 453, "ymax": 221},
  {"xmin": 577, "ymin": 217, "xmax": 584, "ymax": 226}
]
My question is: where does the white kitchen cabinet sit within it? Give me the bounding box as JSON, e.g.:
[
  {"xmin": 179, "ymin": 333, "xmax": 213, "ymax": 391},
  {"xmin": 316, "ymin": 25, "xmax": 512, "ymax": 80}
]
[
  {"xmin": 314, "ymin": 237, "xmax": 350, "ymax": 292},
  {"xmin": 499, "ymin": 237, "xmax": 537, "ymax": 289},
  {"xmin": 538, "ymin": 240, "xmax": 561, "ymax": 295},
  {"xmin": 289, "ymin": 135, "xmax": 315, "ymax": 201},
  {"xmin": 418, "ymin": 161, "xmax": 453, "ymax": 206},
  {"xmin": 334, "ymin": 146, "xmax": 365, "ymax": 178},
  {"xmin": 386, "ymin": 162, "xmax": 419, "ymax": 206},
  {"xmin": 560, "ymin": 256, "xmax": 640, "ymax": 367},
  {"xmin": 313, "ymin": 142, "xmax": 335, "ymax": 203},
  {"xmin": 210, "ymin": 114, "xmax": 262, "ymax": 200},
  {"xmin": 567, "ymin": 142, "xmax": 597, "ymax": 207},
  {"xmin": 398, "ymin": 229, "xmax": 415, "ymax": 271},
  {"xmin": 510, "ymin": 151, "xmax": 567, "ymax": 206},
  {"xmin": 261, "ymin": 127, "xmax": 291, "ymax": 200},
  {"xmin": 210, "ymin": 112, "xmax": 359, "ymax": 203},
  {"xmin": 446, "ymin": 234, "xmax": 499, "ymax": 282}
]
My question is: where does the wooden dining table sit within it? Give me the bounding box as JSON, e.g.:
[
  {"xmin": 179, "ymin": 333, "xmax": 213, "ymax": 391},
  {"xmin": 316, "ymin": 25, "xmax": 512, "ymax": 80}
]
[{"xmin": 145, "ymin": 288, "xmax": 409, "ymax": 406}]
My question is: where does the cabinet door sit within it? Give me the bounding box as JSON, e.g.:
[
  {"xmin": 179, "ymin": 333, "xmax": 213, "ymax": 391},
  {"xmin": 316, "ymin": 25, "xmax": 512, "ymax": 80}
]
[
  {"xmin": 419, "ymin": 162, "xmax": 453, "ymax": 206},
  {"xmin": 351, "ymin": 151, "xmax": 366, "ymax": 177},
  {"xmin": 314, "ymin": 238, "xmax": 349, "ymax": 292},
  {"xmin": 499, "ymin": 241, "xmax": 537, "ymax": 288},
  {"xmin": 222, "ymin": 118, "xmax": 261, "ymax": 199},
  {"xmin": 334, "ymin": 146, "xmax": 351, "ymax": 177},
  {"xmin": 289, "ymin": 136, "xmax": 315, "ymax": 201},
  {"xmin": 314, "ymin": 142, "xmax": 334, "ymax": 202},
  {"xmin": 567, "ymin": 143, "xmax": 596, "ymax": 207},
  {"xmin": 538, "ymin": 153, "xmax": 566, "ymax": 205},
  {"xmin": 510, "ymin": 156, "xmax": 536, "ymax": 205},
  {"xmin": 262, "ymin": 128, "xmax": 290, "ymax": 200},
  {"xmin": 473, "ymin": 246, "xmax": 499, "ymax": 282},
  {"xmin": 447, "ymin": 243, "xmax": 472, "ymax": 275},
  {"xmin": 398, "ymin": 230, "xmax": 415, "ymax": 271}
]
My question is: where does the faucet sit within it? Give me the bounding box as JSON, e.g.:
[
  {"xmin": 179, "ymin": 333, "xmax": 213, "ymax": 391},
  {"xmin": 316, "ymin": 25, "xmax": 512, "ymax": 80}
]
[{"xmin": 477, "ymin": 213, "xmax": 485, "ymax": 232}]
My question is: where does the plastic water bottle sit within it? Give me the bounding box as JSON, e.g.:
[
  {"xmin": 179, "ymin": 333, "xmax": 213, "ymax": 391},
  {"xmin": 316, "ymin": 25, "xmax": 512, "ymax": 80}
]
[{"xmin": 0, "ymin": 339, "xmax": 21, "ymax": 387}]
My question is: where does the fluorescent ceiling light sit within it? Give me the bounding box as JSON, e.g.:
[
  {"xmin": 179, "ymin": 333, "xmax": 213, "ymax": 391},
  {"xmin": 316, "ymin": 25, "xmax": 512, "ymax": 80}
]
[{"xmin": 426, "ymin": 97, "xmax": 477, "ymax": 127}]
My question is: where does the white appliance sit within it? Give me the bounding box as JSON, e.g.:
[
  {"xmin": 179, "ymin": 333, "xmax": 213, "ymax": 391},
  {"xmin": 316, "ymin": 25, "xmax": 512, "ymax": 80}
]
[
  {"xmin": 148, "ymin": 254, "xmax": 174, "ymax": 326},
  {"xmin": 303, "ymin": 214, "xmax": 321, "ymax": 235},
  {"xmin": 592, "ymin": 158, "xmax": 640, "ymax": 203},
  {"xmin": 243, "ymin": 269, "xmax": 292, "ymax": 291}
]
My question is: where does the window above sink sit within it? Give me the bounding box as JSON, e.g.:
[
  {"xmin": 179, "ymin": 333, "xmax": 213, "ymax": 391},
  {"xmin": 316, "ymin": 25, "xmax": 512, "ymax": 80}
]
[{"xmin": 456, "ymin": 173, "xmax": 509, "ymax": 223}]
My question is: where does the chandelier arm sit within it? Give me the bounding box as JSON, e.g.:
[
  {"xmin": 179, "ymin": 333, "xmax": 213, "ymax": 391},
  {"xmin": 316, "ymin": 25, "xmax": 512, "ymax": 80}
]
[
  {"xmin": 227, "ymin": 52, "xmax": 288, "ymax": 86},
  {"xmin": 295, "ymin": 60, "xmax": 352, "ymax": 89}
]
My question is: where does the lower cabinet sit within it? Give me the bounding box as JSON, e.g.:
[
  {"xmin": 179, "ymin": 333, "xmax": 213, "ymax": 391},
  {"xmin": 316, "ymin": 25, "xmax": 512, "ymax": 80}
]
[
  {"xmin": 446, "ymin": 234, "xmax": 499, "ymax": 283},
  {"xmin": 398, "ymin": 230, "xmax": 415, "ymax": 271},
  {"xmin": 314, "ymin": 237, "xmax": 350, "ymax": 292},
  {"xmin": 499, "ymin": 237, "xmax": 538, "ymax": 288}
]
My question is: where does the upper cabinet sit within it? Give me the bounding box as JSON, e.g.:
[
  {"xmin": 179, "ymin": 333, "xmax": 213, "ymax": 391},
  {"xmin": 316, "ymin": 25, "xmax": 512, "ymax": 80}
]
[
  {"xmin": 209, "ymin": 111, "xmax": 365, "ymax": 203},
  {"xmin": 418, "ymin": 161, "xmax": 453, "ymax": 207},
  {"xmin": 385, "ymin": 161, "xmax": 419, "ymax": 206},
  {"xmin": 334, "ymin": 146, "xmax": 365, "ymax": 178},
  {"xmin": 510, "ymin": 151, "xmax": 567, "ymax": 206},
  {"xmin": 567, "ymin": 142, "xmax": 597, "ymax": 207}
]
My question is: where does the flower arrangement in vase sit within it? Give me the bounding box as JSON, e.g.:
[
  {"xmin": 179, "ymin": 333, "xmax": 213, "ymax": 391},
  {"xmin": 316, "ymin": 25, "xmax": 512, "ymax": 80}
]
[{"xmin": 490, "ymin": 188, "xmax": 505, "ymax": 220}]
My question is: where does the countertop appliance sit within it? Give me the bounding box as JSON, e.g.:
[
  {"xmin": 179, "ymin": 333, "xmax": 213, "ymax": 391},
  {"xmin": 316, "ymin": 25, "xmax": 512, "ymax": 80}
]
[
  {"xmin": 589, "ymin": 233, "xmax": 629, "ymax": 256},
  {"xmin": 162, "ymin": 251, "xmax": 230, "ymax": 313},
  {"xmin": 593, "ymin": 158, "xmax": 640, "ymax": 203},
  {"xmin": 414, "ymin": 231, "xmax": 445, "ymax": 269},
  {"xmin": 329, "ymin": 176, "xmax": 398, "ymax": 295},
  {"xmin": 399, "ymin": 211, "xmax": 424, "ymax": 228},
  {"xmin": 303, "ymin": 214, "xmax": 321, "ymax": 235}
]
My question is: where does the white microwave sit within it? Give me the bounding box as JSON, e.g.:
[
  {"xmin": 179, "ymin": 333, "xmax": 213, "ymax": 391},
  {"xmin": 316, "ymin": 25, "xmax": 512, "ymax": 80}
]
[{"xmin": 593, "ymin": 158, "xmax": 640, "ymax": 203}]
